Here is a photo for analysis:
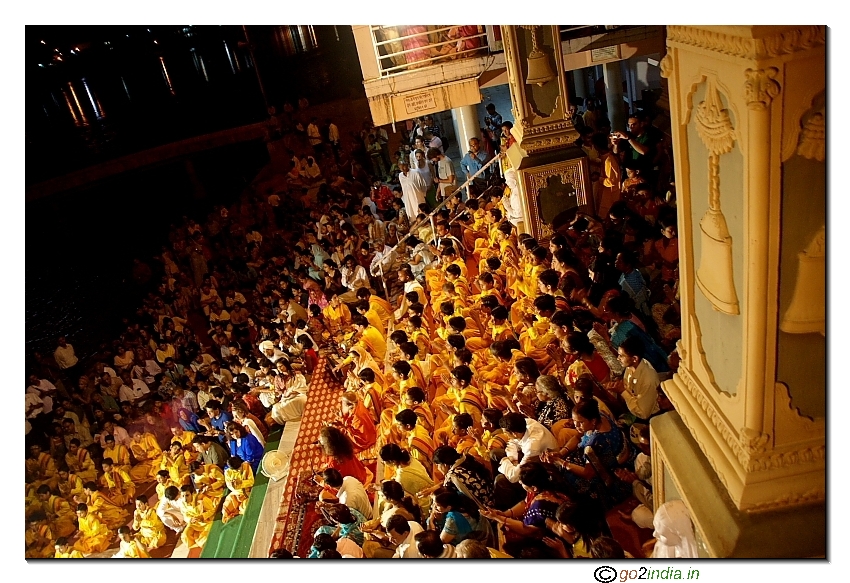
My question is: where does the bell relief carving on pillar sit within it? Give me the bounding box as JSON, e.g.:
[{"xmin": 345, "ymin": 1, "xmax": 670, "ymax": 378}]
[
  {"xmin": 780, "ymin": 226, "xmax": 825, "ymax": 336},
  {"xmin": 694, "ymin": 79, "xmax": 740, "ymax": 315}
]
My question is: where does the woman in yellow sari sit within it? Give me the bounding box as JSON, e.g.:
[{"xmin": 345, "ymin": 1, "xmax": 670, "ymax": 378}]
[
  {"xmin": 102, "ymin": 434, "xmax": 132, "ymax": 474},
  {"xmin": 170, "ymin": 425, "xmax": 199, "ymax": 465},
  {"xmin": 26, "ymin": 444, "xmax": 58, "ymax": 491},
  {"xmin": 433, "ymin": 365, "xmax": 485, "ymax": 445},
  {"xmin": 222, "ymin": 456, "xmax": 255, "ymax": 524},
  {"xmin": 394, "ymin": 409, "xmax": 436, "ymax": 477},
  {"xmin": 337, "ymin": 344, "xmax": 386, "ymax": 392},
  {"xmin": 65, "ymin": 437, "xmax": 97, "ymax": 483},
  {"xmin": 72, "ymin": 503, "xmax": 112, "ymax": 555}
]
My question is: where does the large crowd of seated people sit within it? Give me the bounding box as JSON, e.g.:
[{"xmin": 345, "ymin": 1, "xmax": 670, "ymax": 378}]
[{"xmin": 26, "ymin": 108, "xmax": 689, "ymax": 559}]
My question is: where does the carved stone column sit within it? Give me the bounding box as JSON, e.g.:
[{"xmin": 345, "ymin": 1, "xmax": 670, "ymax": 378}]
[
  {"xmin": 500, "ymin": 25, "xmax": 590, "ymax": 238},
  {"xmin": 652, "ymin": 25, "xmax": 825, "ymax": 557}
]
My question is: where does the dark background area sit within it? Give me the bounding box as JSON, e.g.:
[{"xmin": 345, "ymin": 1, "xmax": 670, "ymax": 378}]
[
  {"xmin": 26, "ymin": 25, "xmax": 363, "ymax": 183},
  {"xmin": 26, "ymin": 25, "xmax": 364, "ymax": 367}
]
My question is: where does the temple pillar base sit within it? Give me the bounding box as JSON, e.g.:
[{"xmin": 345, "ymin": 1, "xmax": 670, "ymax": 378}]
[{"xmin": 651, "ymin": 412, "xmax": 826, "ymax": 558}]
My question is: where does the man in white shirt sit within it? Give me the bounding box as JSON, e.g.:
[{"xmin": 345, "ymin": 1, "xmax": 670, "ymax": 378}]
[
  {"xmin": 224, "ymin": 289, "xmax": 247, "ymax": 308},
  {"xmin": 307, "ymin": 117, "xmax": 323, "ymax": 156},
  {"xmin": 320, "ymin": 469, "xmax": 373, "ymax": 519},
  {"xmin": 607, "ymin": 336, "xmax": 660, "ymax": 421},
  {"xmin": 97, "ymin": 420, "xmax": 131, "ymax": 448},
  {"xmin": 497, "ymin": 412, "xmax": 558, "ymax": 483},
  {"xmin": 25, "ymin": 391, "xmax": 45, "ymax": 440},
  {"xmin": 63, "ymin": 418, "xmax": 94, "ymax": 448},
  {"xmin": 397, "ymin": 161, "xmax": 428, "ymax": 220},
  {"xmin": 327, "ymin": 118, "xmax": 340, "ymax": 160},
  {"xmin": 394, "ymin": 265, "xmax": 426, "ymax": 321},
  {"xmin": 408, "ymin": 137, "xmax": 428, "ymax": 168},
  {"xmin": 259, "ymin": 341, "xmax": 287, "ymax": 364},
  {"xmin": 272, "ymin": 296, "xmax": 306, "ymax": 326},
  {"xmin": 199, "ymin": 284, "xmax": 222, "ymax": 317},
  {"xmin": 426, "ymin": 147, "xmax": 456, "ymax": 201},
  {"xmin": 118, "ymin": 373, "xmax": 151, "ymax": 404},
  {"xmin": 370, "ymin": 241, "xmax": 399, "ymax": 279},
  {"xmin": 426, "ymin": 132, "xmax": 444, "ymax": 154},
  {"xmin": 133, "ymin": 357, "xmax": 161, "ymax": 386},
  {"xmin": 27, "ymin": 375, "xmax": 56, "ymax": 415},
  {"xmin": 388, "ymin": 515, "xmax": 424, "ymax": 558},
  {"xmin": 54, "ymin": 337, "xmax": 79, "ymax": 383},
  {"xmin": 411, "ymin": 148, "xmax": 433, "ymax": 191},
  {"xmin": 340, "ymin": 256, "xmax": 369, "ymax": 302},
  {"xmin": 493, "ymin": 412, "xmax": 557, "ymax": 508}
]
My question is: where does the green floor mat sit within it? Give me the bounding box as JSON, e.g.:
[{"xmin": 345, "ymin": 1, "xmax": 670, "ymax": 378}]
[{"xmin": 199, "ymin": 428, "xmax": 282, "ymax": 558}]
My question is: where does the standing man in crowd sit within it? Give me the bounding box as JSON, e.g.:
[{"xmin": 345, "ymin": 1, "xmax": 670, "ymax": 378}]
[
  {"xmin": 54, "ymin": 336, "xmax": 80, "ymax": 388},
  {"xmin": 327, "ymin": 118, "xmax": 341, "ymax": 162},
  {"xmin": 308, "ymin": 117, "xmax": 323, "ymax": 158},
  {"xmin": 460, "ymin": 137, "xmax": 491, "ymax": 199},
  {"xmin": 484, "ymin": 103, "xmax": 503, "ymax": 153},
  {"xmin": 398, "ymin": 161, "xmax": 428, "ymax": 220},
  {"xmin": 427, "ymin": 148, "xmax": 456, "ymax": 202}
]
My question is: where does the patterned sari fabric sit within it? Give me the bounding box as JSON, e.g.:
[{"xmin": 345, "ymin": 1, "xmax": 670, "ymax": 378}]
[
  {"xmin": 444, "ymin": 456, "xmax": 494, "ymax": 508},
  {"xmin": 561, "ymin": 416, "xmax": 632, "ymax": 507}
]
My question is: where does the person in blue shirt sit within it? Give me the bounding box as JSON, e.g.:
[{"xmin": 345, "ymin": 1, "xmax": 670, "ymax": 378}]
[
  {"xmin": 460, "ymin": 137, "xmax": 491, "ymax": 199},
  {"xmin": 227, "ymin": 423, "xmax": 264, "ymax": 472},
  {"xmin": 205, "ymin": 400, "xmax": 232, "ymax": 444},
  {"xmin": 484, "ymin": 103, "xmax": 503, "ymax": 151}
]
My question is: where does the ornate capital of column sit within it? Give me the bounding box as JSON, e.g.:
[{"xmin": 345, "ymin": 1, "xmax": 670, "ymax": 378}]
[
  {"xmin": 744, "ymin": 67, "xmax": 781, "ymax": 110},
  {"xmin": 659, "ymin": 53, "xmax": 674, "ymax": 79}
]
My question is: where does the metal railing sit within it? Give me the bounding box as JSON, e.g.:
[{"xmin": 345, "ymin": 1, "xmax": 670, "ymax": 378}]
[
  {"xmin": 370, "ymin": 153, "xmax": 503, "ymax": 281},
  {"xmin": 370, "ymin": 25, "xmax": 489, "ymax": 77}
]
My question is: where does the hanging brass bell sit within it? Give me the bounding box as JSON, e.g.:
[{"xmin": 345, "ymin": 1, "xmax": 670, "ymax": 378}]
[{"xmin": 526, "ymin": 49, "xmax": 556, "ymax": 87}]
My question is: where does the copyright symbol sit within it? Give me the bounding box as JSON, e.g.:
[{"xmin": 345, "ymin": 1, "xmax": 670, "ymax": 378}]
[{"xmin": 594, "ymin": 566, "xmax": 617, "ymax": 583}]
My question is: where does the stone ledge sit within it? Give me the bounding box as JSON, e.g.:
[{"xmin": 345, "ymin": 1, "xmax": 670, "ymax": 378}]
[{"xmin": 650, "ymin": 412, "xmax": 825, "ymax": 558}]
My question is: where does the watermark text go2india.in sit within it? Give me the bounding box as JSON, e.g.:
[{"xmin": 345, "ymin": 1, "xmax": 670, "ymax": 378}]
[{"xmin": 594, "ymin": 565, "xmax": 701, "ymax": 583}]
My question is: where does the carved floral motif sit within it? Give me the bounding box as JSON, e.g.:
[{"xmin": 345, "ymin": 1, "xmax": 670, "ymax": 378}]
[
  {"xmin": 796, "ymin": 108, "xmax": 825, "ymax": 162},
  {"xmin": 667, "ymin": 25, "xmax": 825, "ymax": 60},
  {"xmin": 744, "ymin": 67, "xmax": 781, "ymax": 111},
  {"xmin": 659, "ymin": 53, "xmax": 673, "ymax": 79}
]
